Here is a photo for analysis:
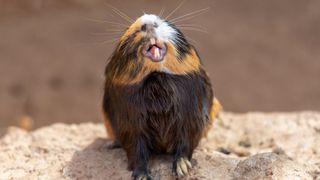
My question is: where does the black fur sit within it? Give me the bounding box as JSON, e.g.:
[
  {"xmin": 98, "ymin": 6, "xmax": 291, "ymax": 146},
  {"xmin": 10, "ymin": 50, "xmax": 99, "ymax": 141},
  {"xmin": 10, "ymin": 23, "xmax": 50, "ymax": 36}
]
[
  {"xmin": 103, "ymin": 70, "xmax": 213, "ymax": 178},
  {"xmin": 166, "ymin": 21, "xmax": 191, "ymax": 60}
]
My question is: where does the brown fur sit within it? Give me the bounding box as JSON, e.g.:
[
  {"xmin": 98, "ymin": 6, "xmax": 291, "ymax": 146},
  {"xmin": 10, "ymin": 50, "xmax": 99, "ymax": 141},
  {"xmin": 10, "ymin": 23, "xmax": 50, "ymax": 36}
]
[
  {"xmin": 104, "ymin": 97, "xmax": 222, "ymax": 140},
  {"xmin": 104, "ymin": 95, "xmax": 222, "ymax": 140},
  {"xmin": 203, "ymin": 97, "xmax": 223, "ymax": 138}
]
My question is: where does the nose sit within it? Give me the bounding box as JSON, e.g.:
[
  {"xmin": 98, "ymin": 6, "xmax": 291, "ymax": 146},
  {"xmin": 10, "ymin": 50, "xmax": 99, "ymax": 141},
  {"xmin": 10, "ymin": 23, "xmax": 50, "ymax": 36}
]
[{"xmin": 141, "ymin": 23, "xmax": 157, "ymax": 34}]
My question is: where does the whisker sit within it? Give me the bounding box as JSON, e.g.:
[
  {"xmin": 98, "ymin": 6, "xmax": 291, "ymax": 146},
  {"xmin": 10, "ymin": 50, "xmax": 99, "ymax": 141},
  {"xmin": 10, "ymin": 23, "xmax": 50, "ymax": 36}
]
[
  {"xmin": 176, "ymin": 23, "xmax": 206, "ymax": 28},
  {"xmin": 75, "ymin": 38, "xmax": 119, "ymax": 47},
  {"xmin": 111, "ymin": 9, "xmax": 134, "ymax": 24},
  {"xmin": 185, "ymin": 35, "xmax": 197, "ymax": 44},
  {"xmin": 104, "ymin": 3, "xmax": 134, "ymax": 24},
  {"xmin": 104, "ymin": 29, "xmax": 126, "ymax": 32},
  {"xmin": 90, "ymin": 32, "xmax": 123, "ymax": 36},
  {"xmin": 176, "ymin": 34, "xmax": 197, "ymax": 44},
  {"xmin": 158, "ymin": 8, "xmax": 165, "ymax": 18},
  {"xmin": 176, "ymin": 24, "xmax": 208, "ymax": 32},
  {"xmin": 90, "ymin": 28, "xmax": 125, "ymax": 35},
  {"xmin": 170, "ymin": 7, "xmax": 210, "ymax": 24},
  {"xmin": 178, "ymin": 28, "xmax": 208, "ymax": 34},
  {"xmin": 84, "ymin": 17, "xmax": 129, "ymax": 27},
  {"xmin": 95, "ymin": 38, "xmax": 120, "ymax": 46},
  {"xmin": 165, "ymin": 0, "xmax": 187, "ymax": 20},
  {"xmin": 177, "ymin": 27, "xmax": 208, "ymax": 34}
]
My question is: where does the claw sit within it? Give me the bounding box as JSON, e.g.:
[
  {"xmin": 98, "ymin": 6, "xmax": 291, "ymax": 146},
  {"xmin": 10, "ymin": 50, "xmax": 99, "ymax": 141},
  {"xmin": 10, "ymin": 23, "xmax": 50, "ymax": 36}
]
[
  {"xmin": 183, "ymin": 158, "xmax": 192, "ymax": 168},
  {"xmin": 175, "ymin": 157, "xmax": 192, "ymax": 177},
  {"xmin": 180, "ymin": 159, "xmax": 188, "ymax": 174},
  {"xmin": 176, "ymin": 164, "xmax": 183, "ymax": 176}
]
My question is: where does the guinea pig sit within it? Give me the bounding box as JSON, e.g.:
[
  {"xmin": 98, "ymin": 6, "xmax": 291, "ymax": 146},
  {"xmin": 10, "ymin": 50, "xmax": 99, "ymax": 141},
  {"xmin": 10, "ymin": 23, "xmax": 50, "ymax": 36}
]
[{"xmin": 102, "ymin": 13, "xmax": 222, "ymax": 180}]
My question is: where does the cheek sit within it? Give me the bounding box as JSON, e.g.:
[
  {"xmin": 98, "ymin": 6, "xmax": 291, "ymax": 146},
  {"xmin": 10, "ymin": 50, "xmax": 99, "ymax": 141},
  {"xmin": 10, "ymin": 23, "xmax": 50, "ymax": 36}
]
[
  {"xmin": 162, "ymin": 43, "xmax": 179, "ymax": 65},
  {"xmin": 133, "ymin": 33, "xmax": 144, "ymax": 43},
  {"xmin": 133, "ymin": 33, "xmax": 148, "ymax": 58},
  {"xmin": 161, "ymin": 44, "xmax": 200, "ymax": 74},
  {"xmin": 165, "ymin": 43, "xmax": 178, "ymax": 57}
]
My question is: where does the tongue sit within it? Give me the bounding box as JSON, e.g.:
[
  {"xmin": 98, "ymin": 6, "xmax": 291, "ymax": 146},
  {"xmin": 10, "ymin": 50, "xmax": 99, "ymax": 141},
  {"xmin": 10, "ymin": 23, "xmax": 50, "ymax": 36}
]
[{"xmin": 150, "ymin": 46, "xmax": 161, "ymax": 61}]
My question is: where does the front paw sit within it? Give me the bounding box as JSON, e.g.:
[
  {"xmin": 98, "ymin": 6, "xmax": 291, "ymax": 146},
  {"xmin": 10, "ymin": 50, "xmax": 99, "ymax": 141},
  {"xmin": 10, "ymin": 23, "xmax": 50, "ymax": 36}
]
[{"xmin": 173, "ymin": 157, "xmax": 192, "ymax": 177}]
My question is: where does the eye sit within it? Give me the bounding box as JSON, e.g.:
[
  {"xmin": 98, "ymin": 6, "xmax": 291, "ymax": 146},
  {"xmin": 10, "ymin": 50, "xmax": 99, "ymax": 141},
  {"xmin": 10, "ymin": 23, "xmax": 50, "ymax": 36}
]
[{"xmin": 141, "ymin": 24, "xmax": 147, "ymax": 31}]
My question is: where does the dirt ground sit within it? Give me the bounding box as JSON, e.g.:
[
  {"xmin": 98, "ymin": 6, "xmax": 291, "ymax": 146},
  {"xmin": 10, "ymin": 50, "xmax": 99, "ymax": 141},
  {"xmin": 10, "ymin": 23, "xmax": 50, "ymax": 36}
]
[
  {"xmin": 0, "ymin": 0, "xmax": 320, "ymax": 131},
  {"xmin": 1, "ymin": 112, "xmax": 319, "ymax": 179}
]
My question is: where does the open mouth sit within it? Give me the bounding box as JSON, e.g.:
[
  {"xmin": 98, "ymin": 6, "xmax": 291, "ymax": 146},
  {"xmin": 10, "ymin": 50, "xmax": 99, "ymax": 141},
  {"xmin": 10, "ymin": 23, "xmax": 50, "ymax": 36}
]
[{"xmin": 143, "ymin": 38, "xmax": 167, "ymax": 62}]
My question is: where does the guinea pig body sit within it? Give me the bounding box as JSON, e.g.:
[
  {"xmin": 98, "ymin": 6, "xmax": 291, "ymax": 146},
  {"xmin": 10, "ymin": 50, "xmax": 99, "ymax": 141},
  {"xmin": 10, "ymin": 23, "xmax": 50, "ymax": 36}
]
[{"xmin": 103, "ymin": 14, "xmax": 220, "ymax": 179}]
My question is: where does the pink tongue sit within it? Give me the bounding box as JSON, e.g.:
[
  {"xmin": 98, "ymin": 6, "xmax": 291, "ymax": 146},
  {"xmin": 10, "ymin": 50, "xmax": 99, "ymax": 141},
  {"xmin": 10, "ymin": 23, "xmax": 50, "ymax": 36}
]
[{"xmin": 150, "ymin": 46, "xmax": 161, "ymax": 60}]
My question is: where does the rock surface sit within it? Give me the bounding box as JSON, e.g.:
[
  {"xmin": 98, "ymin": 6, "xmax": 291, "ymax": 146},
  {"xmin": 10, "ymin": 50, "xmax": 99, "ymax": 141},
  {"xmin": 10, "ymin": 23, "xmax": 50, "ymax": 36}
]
[{"xmin": 1, "ymin": 112, "xmax": 320, "ymax": 180}]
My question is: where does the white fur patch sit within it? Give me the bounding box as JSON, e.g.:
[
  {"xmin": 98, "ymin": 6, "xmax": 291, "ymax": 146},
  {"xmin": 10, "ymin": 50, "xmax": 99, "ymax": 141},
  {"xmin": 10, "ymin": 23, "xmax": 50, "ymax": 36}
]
[
  {"xmin": 140, "ymin": 14, "xmax": 160, "ymax": 24},
  {"xmin": 139, "ymin": 14, "xmax": 177, "ymax": 43}
]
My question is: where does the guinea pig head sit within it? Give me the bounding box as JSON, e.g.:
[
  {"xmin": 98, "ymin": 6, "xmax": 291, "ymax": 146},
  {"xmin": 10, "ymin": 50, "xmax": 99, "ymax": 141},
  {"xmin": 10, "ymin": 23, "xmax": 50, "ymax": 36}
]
[{"xmin": 109, "ymin": 14, "xmax": 201, "ymax": 85}]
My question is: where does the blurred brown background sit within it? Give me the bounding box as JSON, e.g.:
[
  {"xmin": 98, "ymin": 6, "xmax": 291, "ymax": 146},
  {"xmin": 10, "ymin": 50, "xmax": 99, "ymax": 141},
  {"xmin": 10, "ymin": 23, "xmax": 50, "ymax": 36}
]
[{"xmin": 1, "ymin": 0, "xmax": 320, "ymax": 132}]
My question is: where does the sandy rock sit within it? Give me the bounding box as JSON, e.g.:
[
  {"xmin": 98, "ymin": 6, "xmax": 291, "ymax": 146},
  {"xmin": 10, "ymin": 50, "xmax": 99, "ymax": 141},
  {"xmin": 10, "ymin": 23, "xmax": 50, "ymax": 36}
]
[
  {"xmin": 0, "ymin": 112, "xmax": 319, "ymax": 179},
  {"xmin": 232, "ymin": 153, "xmax": 311, "ymax": 180}
]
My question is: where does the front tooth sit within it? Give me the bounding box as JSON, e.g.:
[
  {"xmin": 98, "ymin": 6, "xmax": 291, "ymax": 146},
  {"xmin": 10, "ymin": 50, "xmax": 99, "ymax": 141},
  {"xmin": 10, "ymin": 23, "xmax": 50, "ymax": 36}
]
[{"xmin": 155, "ymin": 48, "xmax": 160, "ymax": 58}]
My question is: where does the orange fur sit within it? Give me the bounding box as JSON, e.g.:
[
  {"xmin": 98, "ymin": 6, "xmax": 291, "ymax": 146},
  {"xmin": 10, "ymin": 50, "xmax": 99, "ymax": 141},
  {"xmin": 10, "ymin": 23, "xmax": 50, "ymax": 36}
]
[
  {"xmin": 133, "ymin": 32, "xmax": 144, "ymax": 43},
  {"xmin": 111, "ymin": 45, "xmax": 201, "ymax": 85},
  {"xmin": 103, "ymin": 111, "xmax": 115, "ymax": 139},
  {"xmin": 203, "ymin": 97, "xmax": 223, "ymax": 138},
  {"xmin": 120, "ymin": 20, "xmax": 142, "ymax": 44},
  {"xmin": 162, "ymin": 44, "xmax": 200, "ymax": 75}
]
